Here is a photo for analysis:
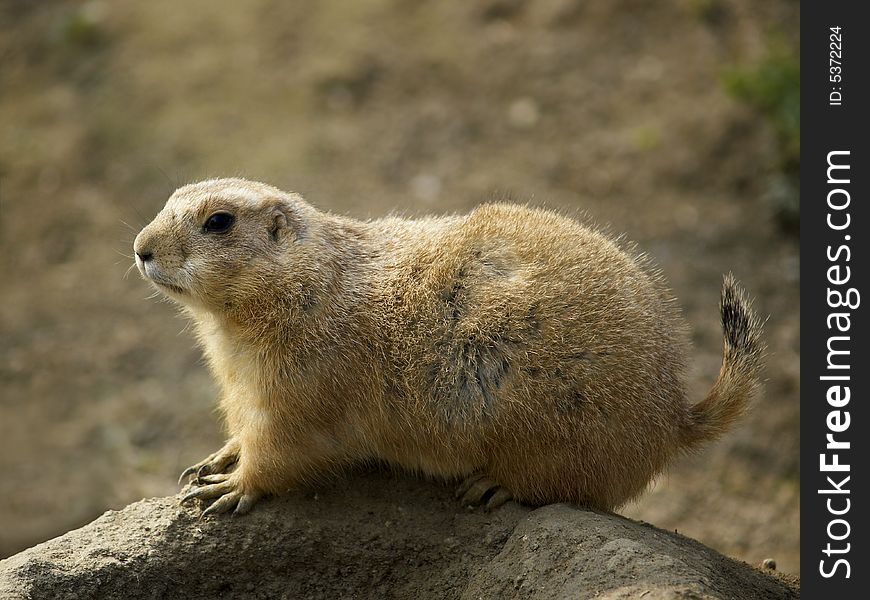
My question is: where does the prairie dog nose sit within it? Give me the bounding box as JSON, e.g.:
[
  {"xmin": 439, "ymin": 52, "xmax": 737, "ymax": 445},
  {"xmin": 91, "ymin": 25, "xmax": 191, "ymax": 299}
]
[{"xmin": 133, "ymin": 229, "xmax": 155, "ymax": 262}]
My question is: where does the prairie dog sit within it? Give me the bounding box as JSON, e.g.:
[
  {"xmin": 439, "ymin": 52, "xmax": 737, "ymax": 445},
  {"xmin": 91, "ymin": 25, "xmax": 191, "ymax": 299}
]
[{"xmin": 133, "ymin": 178, "xmax": 764, "ymax": 516}]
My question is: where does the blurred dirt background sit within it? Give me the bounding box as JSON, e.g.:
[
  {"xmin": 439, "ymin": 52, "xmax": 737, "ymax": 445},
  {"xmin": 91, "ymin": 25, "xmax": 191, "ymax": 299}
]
[{"xmin": 1, "ymin": 0, "xmax": 800, "ymax": 575}]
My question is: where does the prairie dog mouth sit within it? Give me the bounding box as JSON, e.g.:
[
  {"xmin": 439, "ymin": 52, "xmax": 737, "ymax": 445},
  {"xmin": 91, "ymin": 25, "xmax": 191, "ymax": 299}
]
[
  {"xmin": 152, "ymin": 280, "xmax": 186, "ymax": 294},
  {"xmin": 139, "ymin": 261, "xmax": 187, "ymax": 294}
]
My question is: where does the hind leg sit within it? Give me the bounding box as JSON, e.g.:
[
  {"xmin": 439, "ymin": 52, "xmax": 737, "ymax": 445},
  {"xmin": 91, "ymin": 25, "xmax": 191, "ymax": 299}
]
[{"xmin": 455, "ymin": 474, "xmax": 513, "ymax": 509}]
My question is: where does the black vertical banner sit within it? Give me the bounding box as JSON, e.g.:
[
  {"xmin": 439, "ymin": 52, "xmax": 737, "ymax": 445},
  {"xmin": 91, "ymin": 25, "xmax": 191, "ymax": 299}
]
[{"xmin": 802, "ymin": 2, "xmax": 869, "ymax": 596}]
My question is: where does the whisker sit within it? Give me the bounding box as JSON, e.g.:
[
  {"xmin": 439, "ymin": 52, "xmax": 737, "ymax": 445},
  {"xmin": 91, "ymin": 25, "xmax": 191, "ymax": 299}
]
[
  {"xmin": 119, "ymin": 219, "xmax": 139, "ymax": 233},
  {"xmin": 116, "ymin": 195, "xmax": 149, "ymax": 230},
  {"xmin": 156, "ymin": 166, "xmax": 179, "ymax": 193}
]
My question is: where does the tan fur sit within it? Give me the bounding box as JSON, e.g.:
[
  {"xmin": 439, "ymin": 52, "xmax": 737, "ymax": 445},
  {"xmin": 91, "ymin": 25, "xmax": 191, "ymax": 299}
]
[{"xmin": 133, "ymin": 178, "xmax": 764, "ymax": 513}]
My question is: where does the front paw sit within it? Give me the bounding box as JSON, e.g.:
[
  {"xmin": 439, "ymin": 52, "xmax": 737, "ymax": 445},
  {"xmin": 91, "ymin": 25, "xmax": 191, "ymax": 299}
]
[
  {"xmin": 177, "ymin": 438, "xmax": 240, "ymax": 485},
  {"xmin": 181, "ymin": 472, "xmax": 263, "ymax": 517}
]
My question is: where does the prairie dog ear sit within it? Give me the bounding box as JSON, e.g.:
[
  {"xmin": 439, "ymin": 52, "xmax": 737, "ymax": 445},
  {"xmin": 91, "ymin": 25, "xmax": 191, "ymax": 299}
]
[
  {"xmin": 269, "ymin": 208, "xmax": 288, "ymax": 242},
  {"xmin": 268, "ymin": 201, "xmax": 305, "ymax": 242},
  {"xmin": 268, "ymin": 192, "xmax": 317, "ymax": 243}
]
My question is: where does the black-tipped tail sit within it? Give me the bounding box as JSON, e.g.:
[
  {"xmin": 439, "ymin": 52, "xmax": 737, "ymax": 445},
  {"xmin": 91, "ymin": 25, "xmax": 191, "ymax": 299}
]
[{"xmin": 682, "ymin": 274, "xmax": 765, "ymax": 448}]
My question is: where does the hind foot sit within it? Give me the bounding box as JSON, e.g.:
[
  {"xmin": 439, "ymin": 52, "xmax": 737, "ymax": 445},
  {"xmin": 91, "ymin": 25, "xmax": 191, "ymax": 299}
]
[{"xmin": 455, "ymin": 474, "xmax": 513, "ymax": 510}]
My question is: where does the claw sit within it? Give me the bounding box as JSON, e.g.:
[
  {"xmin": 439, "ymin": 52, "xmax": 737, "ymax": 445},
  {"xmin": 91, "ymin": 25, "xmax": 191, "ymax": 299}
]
[
  {"xmin": 178, "ymin": 465, "xmax": 198, "ymax": 486},
  {"xmin": 485, "ymin": 487, "xmax": 512, "ymax": 510},
  {"xmin": 458, "ymin": 476, "xmax": 510, "ymax": 508},
  {"xmin": 197, "ymin": 473, "xmax": 230, "ymax": 485},
  {"xmin": 201, "ymin": 491, "xmax": 242, "ymax": 519},
  {"xmin": 234, "ymin": 493, "xmax": 260, "ymax": 516},
  {"xmin": 181, "ymin": 480, "xmax": 234, "ymax": 503},
  {"xmin": 461, "ymin": 478, "xmax": 495, "ymax": 505},
  {"xmin": 177, "ymin": 440, "xmax": 240, "ymax": 487},
  {"xmin": 455, "ymin": 474, "xmax": 485, "ymax": 499}
]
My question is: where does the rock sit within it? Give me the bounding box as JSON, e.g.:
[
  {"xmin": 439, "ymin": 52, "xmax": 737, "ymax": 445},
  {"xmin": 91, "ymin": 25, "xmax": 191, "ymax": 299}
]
[
  {"xmin": 0, "ymin": 472, "xmax": 798, "ymax": 600},
  {"xmin": 463, "ymin": 505, "xmax": 798, "ymax": 600}
]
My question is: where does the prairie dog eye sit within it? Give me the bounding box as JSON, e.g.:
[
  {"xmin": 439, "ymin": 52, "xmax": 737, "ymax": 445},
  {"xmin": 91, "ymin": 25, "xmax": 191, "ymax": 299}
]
[{"xmin": 203, "ymin": 212, "xmax": 235, "ymax": 234}]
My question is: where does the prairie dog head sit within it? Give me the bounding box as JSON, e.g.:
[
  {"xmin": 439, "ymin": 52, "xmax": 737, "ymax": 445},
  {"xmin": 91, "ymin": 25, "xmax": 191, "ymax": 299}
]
[{"xmin": 133, "ymin": 178, "xmax": 311, "ymax": 312}]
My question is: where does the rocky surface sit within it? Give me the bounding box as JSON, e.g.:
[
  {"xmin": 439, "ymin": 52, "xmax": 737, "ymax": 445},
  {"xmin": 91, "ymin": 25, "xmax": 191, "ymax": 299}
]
[{"xmin": 0, "ymin": 472, "xmax": 798, "ymax": 599}]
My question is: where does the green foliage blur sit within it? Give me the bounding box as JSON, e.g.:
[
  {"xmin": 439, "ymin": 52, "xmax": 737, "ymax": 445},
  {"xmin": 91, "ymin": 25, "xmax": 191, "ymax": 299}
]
[
  {"xmin": 724, "ymin": 44, "xmax": 799, "ymax": 172},
  {"xmin": 724, "ymin": 43, "xmax": 800, "ymax": 234}
]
